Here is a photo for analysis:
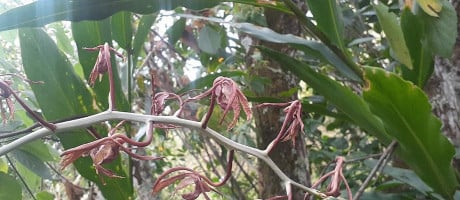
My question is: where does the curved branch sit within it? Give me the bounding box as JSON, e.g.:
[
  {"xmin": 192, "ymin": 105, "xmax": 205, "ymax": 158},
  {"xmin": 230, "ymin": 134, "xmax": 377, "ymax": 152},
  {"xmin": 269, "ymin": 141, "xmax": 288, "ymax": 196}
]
[{"xmin": 0, "ymin": 110, "xmax": 326, "ymax": 198}]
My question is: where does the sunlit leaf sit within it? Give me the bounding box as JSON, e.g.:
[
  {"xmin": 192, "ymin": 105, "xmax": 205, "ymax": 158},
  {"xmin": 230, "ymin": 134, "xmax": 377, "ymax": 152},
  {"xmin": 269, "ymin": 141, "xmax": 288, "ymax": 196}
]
[
  {"xmin": 400, "ymin": 8, "xmax": 433, "ymax": 87},
  {"xmin": 111, "ymin": 11, "xmax": 133, "ymax": 50},
  {"xmin": 415, "ymin": 0, "xmax": 442, "ymax": 17},
  {"xmin": 306, "ymin": 0, "xmax": 345, "ymax": 50},
  {"xmin": 36, "ymin": 191, "xmax": 55, "ymax": 200},
  {"xmin": 363, "ymin": 67, "xmax": 457, "ymax": 198},
  {"xmin": 374, "ymin": 4, "xmax": 413, "ymax": 69}
]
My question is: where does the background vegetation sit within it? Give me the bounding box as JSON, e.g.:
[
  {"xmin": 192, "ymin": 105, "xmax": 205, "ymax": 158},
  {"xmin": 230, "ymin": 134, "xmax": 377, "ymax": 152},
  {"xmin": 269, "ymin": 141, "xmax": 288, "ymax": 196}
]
[{"xmin": 0, "ymin": 0, "xmax": 459, "ymax": 199}]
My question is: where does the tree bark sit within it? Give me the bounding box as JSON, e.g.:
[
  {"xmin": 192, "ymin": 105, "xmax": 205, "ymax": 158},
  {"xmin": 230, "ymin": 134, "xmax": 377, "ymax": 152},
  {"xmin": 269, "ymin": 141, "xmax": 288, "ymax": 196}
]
[
  {"xmin": 246, "ymin": 2, "xmax": 311, "ymax": 199},
  {"xmin": 426, "ymin": 0, "xmax": 460, "ymax": 166}
]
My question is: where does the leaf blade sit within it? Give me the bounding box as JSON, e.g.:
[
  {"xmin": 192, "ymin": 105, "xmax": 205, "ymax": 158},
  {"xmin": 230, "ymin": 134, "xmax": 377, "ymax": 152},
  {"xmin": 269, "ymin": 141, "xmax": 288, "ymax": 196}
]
[{"xmin": 363, "ymin": 67, "xmax": 458, "ymax": 198}]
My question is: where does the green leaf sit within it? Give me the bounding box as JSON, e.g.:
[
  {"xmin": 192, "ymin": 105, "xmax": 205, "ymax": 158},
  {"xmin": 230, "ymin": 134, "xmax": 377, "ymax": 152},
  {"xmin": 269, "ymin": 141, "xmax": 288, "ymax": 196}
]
[
  {"xmin": 0, "ymin": 0, "xmax": 221, "ymax": 32},
  {"xmin": 0, "ymin": 157, "xmax": 7, "ymax": 173},
  {"xmin": 71, "ymin": 20, "xmax": 129, "ymax": 111},
  {"xmin": 166, "ymin": 18, "xmax": 186, "ymax": 45},
  {"xmin": 19, "ymin": 140, "xmax": 54, "ymax": 162},
  {"xmin": 365, "ymin": 159, "xmax": 437, "ymax": 198},
  {"xmin": 400, "ymin": 8, "xmax": 433, "ymax": 87},
  {"xmin": 48, "ymin": 22, "xmax": 75, "ymax": 57},
  {"xmin": 236, "ymin": 22, "xmax": 361, "ymax": 81},
  {"xmin": 374, "ymin": 4, "xmax": 413, "ymax": 69},
  {"xmin": 306, "ymin": 0, "xmax": 345, "ymax": 50},
  {"xmin": 363, "ymin": 67, "xmax": 458, "ymax": 199},
  {"xmin": 415, "ymin": 0, "xmax": 442, "ymax": 17},
  {"xmin": 0, "ymin": 172, "xmax": 21, "ymax": 200},
  {"xmin": 10, "ymin": 149, "xmax": 53, "ymax": 179},
  {"xmin": 198, "ymin": 26, "xmax": 222, "ymax": 55},
  {"xmin": 259, "ymin": 47, "xmax": 390, "ymax": 143},
  {"xmin": 36, "ymin": 191, "xmax": 54, "ymax": 200},
  {"xmin": 416, "ymin": 0, "xmax": 457, "ymax": 57},
  {"xmin": 19, "ymin": 28, "xmax": 132, "ymax": 200},
  {"xmin": 111, "ymin": 11, "xmax": 133, "ymax": 50},
  {"xmin": 133, "ymin": 14, "xmax": 157, "ymax": 61}
]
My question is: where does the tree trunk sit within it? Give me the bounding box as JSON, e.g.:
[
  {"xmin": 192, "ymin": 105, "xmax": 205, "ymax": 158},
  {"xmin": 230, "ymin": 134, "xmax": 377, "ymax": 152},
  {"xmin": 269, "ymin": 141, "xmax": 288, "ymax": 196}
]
[
  {"xmin": 246, "ymin": 2, "xmax": 311, "ymax": 199},
  {"xmin": 426, "ymin": 0, "xmax": 460, "ymax": 167}
]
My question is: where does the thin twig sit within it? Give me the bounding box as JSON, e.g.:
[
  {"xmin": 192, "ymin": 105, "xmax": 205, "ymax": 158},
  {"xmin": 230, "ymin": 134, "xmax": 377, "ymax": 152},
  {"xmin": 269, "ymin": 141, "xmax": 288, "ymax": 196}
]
[{"xmin": 353, "ymin": 140, "xmax": 398, "ymax": 200}]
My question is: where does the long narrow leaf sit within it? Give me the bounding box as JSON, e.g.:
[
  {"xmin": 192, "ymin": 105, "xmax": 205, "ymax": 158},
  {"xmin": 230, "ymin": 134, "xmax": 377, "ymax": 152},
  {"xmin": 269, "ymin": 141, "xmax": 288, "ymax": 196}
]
[
  {"xmin": 236, "ymin": 23, "xmax": 361, "ymax": 81},
  {"xmin": 363, "ymin": 67, "xmax": 457, "ymax": 199},
  {"xmin": 400, "ymin": 8, "xmax": 433, "ymax": 87},
  {"xmin": 0, "ymin": 0, "xmax": 221, "ymax": 31},
  {"xmin": 374, "ymin": 4, "xmax": 413, "ymax": 69},
  {"xmin": 306, "ymin": 0, "xmax": 345, "ymax": 50},
  {"xmin": 19, "ymin": 28, "xmax": 132, "ymax": 199}
]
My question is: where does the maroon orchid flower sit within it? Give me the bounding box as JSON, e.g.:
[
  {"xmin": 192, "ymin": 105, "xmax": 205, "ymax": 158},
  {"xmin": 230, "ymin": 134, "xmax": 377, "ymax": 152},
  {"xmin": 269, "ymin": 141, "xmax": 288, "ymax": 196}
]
[
  {"xmin": 61, "ymin": 121, "xmax": 161, "ymax": 183},
  {"xmin": 188, "ymin": 77, "xmax": 252, "ymax": 130},
  {"xmin": 258, "ymin": 100, "xmax": 305, "ymax": 152},
  {"xmin": 152, "ymin": 150, "xmax": 234, "ymax": 200},
  {"xmin": 152, "ymin": 92, "xmax": 183, "ymax": 116},
  {"xmin": 305, "ymin": 156, "xmax": 352, "ymax": 200},
  {"xmin": 84, "ymin": 43, "xmax": 124, "ymax": 110}
]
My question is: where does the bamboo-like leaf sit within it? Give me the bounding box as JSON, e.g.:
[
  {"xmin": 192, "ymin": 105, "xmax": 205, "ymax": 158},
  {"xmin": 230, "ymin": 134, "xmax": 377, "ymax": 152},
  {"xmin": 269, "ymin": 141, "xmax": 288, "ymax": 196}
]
[
  {"xmin": 306, "ymin": 0, "xmax": 345, "ymax": 50},
  {"xmin": 133, "ymin": 14, "xmax": 157, "ymax": 61},
  {"xmin": 259, "ymin": 47, "xmax": 390, "ymax": 143},
  {"xmin": 363, "ymin": 67, "xmax": 458, "ymax": 199},
  {"xmin": 236, "ymin": 22, "xmax": 361, "ymax": 81},
  {"xmin": 374, "ymin": 4, "xmax": 413, "ymax": 69},
  {"xmin": 19, "ymin": 28, "xmax": 132, "ymax": 200},
  {"xmin": 111, "ymin": 11, "xmax": 133, "ymax": 50},
  {"xmin": 71, "ymin": 20, "xmax": 129, "ymax": 111},
  {"xmin": 400, "ymin": 8, "xmax": 433, "ymax": 87},
  {"xmin": 0, "ymin": 0, "xmax": 222, "ymax": 31}
]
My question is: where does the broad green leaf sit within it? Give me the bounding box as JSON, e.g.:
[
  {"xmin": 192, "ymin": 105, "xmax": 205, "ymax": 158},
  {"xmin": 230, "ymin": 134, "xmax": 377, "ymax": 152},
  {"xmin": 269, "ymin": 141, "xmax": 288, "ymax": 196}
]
[
  {"xmin": 198, "ymin": 26, "xmax": 221, "ymax": 55},
  {"xmin": 400, "ymin": 8, "xmax": 433, "ymax": 87},
  {"xmin": 133, "ymin": 14, "xmax": 157, "ymax": 61},
  {"xmin": 0, "ymin": 0, "xmax": 221, "ymax": 31},
  {"xmin": 10, "ymin": 149, "xmax": 53, "ymax": 179},
  {"xmin": 36, "ymin": 191, "xmax": 54, "ymax": 200},
  {"xmin": 166, "ymin": 18, "xmax": 186, "ymax": 45},
  {"xmin": 19, "ymin": 140, "xmax": 54, "ymax": 161},
  {"xmin": 19, "ymin": 28, "xmax": 132, "ymax": 200},
  {"xmin": 0, "ymin": 172, "xmax": 21, "ymax": 200},
  {"xmin": 374, "ymin": 4, "xmax": 413, "ymax": 69},
  {"xmin": 306, "ymin": 0, "xmax": 345, "ymax": 50},
  {"xmin": 259, "ymin": 47, "xmax": 390, "ymax": 143},
  {"xmin": 111, "ymin": 11, "xmax": 133, "ymax": 50},
  {"xmin": 415, "ymin": 0, "xmax": 442, "ymax": 17},
  {"xmin": 363, "ymin": 67, "xmax": 457, "ymax": 199},
  {"xmin": 71, "ymin": 20, "xmax": 129, "ymax": 111},
  {"xmin": 416, "ymin": 0, "xmax": 457, "ymax": 57},
  {"xmin": 236, "ymin": 22, "xmax": 361, "ymax": 81}
]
